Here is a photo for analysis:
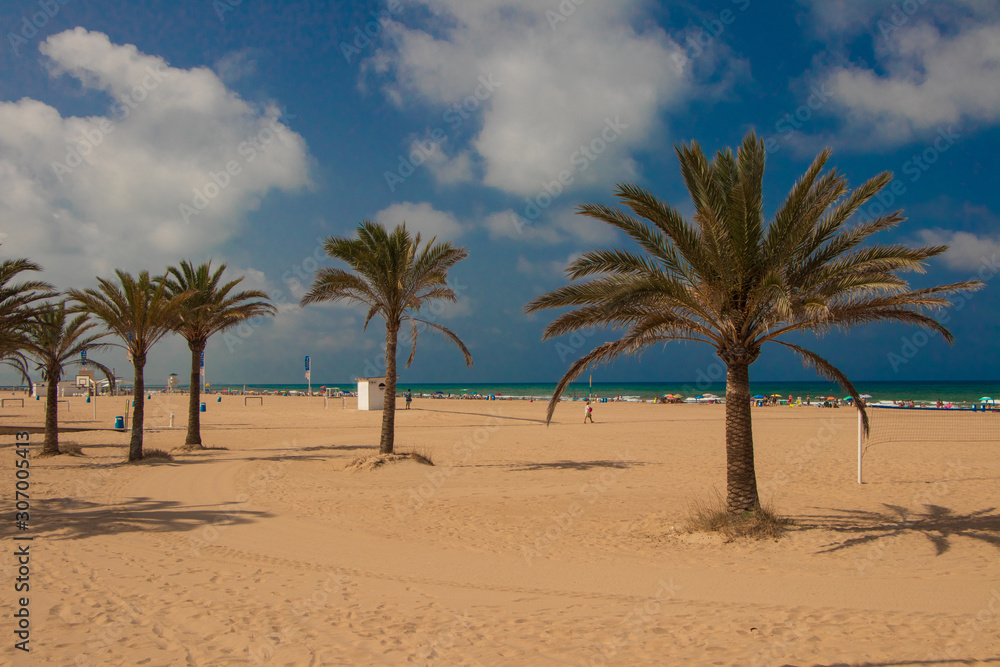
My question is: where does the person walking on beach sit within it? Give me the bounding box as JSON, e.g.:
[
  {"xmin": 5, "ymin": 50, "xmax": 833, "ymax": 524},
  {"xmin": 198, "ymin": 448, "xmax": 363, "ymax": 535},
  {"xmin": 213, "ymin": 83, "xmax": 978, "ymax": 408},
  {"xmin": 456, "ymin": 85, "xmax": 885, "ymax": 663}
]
[
  {"xmin": 584, "ymin": 400, "xmax": 594, "ymax": 423},
  {"xmin": 405, "ymin": 389, "xmax": 412, "ymax": 409}
]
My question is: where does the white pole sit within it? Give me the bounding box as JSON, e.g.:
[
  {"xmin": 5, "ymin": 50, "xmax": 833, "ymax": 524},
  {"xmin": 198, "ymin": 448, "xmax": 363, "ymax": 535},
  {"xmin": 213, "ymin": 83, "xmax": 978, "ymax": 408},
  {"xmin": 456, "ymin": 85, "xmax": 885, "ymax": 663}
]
[{"xmin": 857, "ymin": 408, "xmax": 863, "ymax": 484}]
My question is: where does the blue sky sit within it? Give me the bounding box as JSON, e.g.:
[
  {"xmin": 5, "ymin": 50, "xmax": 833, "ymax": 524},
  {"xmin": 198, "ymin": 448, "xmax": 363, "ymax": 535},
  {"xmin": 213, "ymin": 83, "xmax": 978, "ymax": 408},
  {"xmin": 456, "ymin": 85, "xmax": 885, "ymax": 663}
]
[{"xmin": 1, "ymin": 0, "xmax": 998, "ymax": 386}]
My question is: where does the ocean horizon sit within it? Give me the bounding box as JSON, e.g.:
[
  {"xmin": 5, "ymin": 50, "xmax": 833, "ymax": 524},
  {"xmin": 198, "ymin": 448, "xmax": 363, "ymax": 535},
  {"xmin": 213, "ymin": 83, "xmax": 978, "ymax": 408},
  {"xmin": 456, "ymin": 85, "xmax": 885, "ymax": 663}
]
[{"xmin": 148, "ymin": 380, "xmax": 1000, "ymax": 404}]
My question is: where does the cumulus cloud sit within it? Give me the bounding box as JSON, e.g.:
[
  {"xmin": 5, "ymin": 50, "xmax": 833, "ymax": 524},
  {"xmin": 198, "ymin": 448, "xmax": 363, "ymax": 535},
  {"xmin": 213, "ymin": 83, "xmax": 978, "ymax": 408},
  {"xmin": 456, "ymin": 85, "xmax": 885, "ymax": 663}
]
[
  {"xmin": 365, "ymin": 0, "xmax": 699, "ymax": 196},
  {"xmin": 916, "ymin": 229, "xmax": 1000, "ymax": 272},
  {"xmin": 374, "ymin": 201, "xmax": 464, "ymax": 240},
  {"xmin": 0, "ymin": 28, "xmax": 311, "ymax": 287},
  {"xmin": 803, "ymin": 2, "xmax": 1000, "ymax": 147}
]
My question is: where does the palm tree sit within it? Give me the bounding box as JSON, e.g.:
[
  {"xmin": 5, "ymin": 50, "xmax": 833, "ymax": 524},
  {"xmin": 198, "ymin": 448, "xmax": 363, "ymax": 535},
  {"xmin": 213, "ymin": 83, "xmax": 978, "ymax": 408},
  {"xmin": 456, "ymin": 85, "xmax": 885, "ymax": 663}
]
[
  {"xmin": 525, "ymin": 130, "xmax": 982, "ymax": 514},
  {"xmin": 164, "ymin": 260, "xmax": 276, "ymax": 449},
  {"xmin": 68, "ymin": 270, "xmax": 192, "ymax": 462},
  {"xmin": 0, "ymin": 256, "xmax": 52, "ymax": 370},
  {"xmin": 301, "ymin": 221, "xmax": 473, "ymax": 454},
  {"xmin": 2, "ymin": 352, "xmax": 33, "ymax": 394},
  {"xmin": 20, "ymin": 302, "xmax": 109, "ymax": 456}
]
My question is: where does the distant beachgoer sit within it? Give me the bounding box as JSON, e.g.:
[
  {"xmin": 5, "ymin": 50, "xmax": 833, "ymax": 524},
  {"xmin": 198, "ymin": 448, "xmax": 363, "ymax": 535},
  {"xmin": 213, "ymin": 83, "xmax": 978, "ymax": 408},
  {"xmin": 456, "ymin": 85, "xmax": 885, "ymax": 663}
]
[
  {"xmin": 405, "ymin": 389, "xmax": 412, "ymax": 409},
  {"xmin": 584, "ymin": 400, "xmax": 594, "ymax": 423}
]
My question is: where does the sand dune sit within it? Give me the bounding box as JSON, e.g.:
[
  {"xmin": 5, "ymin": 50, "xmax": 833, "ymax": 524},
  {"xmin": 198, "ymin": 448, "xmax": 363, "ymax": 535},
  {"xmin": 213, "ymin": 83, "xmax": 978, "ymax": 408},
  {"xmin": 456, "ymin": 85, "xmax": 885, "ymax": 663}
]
[{"xmin": 2, "ymin": 394, "xmax": 999, "ymax": 665}]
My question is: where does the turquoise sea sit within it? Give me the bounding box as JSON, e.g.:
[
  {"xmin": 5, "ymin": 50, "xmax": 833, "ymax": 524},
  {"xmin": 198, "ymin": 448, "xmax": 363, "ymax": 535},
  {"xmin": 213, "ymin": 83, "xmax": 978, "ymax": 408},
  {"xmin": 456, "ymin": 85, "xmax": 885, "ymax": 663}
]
[{"xmin": 197, "ymin": 381, "xmax": 1000, "ymax": 405}]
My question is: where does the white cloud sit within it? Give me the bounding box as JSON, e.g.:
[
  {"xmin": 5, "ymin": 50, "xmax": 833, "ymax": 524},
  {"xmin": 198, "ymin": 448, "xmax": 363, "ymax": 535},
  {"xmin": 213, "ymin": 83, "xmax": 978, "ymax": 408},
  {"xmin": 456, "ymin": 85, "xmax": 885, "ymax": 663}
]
[
  {"xmin": 213, "ymin": 49, "xmax": 259, "ymax": 84},
  {"xmin": 485, "ymin": 206, "xmax": 619, "ymax": 246},
  {"xmin": 916, "ymin": 229, "xmax": 1000, "ymax": 272},
  {"xmin": 422, "ymin": 145, "xmax": 475, "ymax": 185},
  {"xmin": 0, "ymin": 28, "xmax": 311, "ymax": 288},
  {"xmin": 805, "ymin": 3, "xmax": 1000, "ymax": 147},
  {"xmin": 374, "ymin": 201, "xmax": 464, "ymax": 240},
  {"xmin": 366, "ymin": 0, "xmax": 700, "ymax": 196},
  {"xmin": 515, "ymin": 251, "xmax": 582, "ymax": 279}
]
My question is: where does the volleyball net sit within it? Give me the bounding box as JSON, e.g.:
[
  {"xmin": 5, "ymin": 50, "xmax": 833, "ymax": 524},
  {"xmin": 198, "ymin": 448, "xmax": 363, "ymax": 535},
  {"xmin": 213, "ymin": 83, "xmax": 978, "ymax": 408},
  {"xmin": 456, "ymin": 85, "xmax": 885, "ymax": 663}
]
[{"xmin": 857, "ymin": 405, "xmax": 998, "ymax": 483}]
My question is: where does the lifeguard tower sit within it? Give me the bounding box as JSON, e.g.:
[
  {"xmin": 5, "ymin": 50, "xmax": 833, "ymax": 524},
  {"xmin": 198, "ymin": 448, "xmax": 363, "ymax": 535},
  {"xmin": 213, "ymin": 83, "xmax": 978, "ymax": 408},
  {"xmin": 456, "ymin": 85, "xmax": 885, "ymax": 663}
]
[
  {"xmin": 167, "ymin": 373, "xmax": 179, "ymax": 393},
  {"xmin": 357, "ymin": 377, "xmax": 386, "ymax": 411}
]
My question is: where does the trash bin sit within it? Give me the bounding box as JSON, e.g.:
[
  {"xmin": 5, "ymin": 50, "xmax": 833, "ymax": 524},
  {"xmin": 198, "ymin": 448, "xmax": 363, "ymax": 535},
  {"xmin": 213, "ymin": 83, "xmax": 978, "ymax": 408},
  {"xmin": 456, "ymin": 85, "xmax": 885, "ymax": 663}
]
[
  {"xmin": 216, "ymin": 396, "xmax": 221, "ymax": 402},
  {"xmin": 114, "ymin": 416, "xmax": 124, "ymax": 429},
  {"xmin": 86, "ymin": 396, "xmax": 91, "ymax": 403},
  {"xmin": 200, "ymin": 402, "xmax": 206, "ymax": 412}
]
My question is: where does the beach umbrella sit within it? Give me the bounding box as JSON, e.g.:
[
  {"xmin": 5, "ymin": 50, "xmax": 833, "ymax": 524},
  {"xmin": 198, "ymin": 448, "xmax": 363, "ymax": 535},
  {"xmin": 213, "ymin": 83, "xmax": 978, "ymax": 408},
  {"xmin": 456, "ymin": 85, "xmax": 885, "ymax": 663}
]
[
  {"xmin": 980, "ymin": 396, "xmax": 993, "ymax": 402},
  {"xmin": 843, "ymin": 396, "xmax": 854, "ymax": 402},
  {"xmin": 860, "ymin": 394, "xmax": 872, "ymax": 399},
  {"xmin": 753, "ymin": 394, "xmax": 765, "ymax": 399}
]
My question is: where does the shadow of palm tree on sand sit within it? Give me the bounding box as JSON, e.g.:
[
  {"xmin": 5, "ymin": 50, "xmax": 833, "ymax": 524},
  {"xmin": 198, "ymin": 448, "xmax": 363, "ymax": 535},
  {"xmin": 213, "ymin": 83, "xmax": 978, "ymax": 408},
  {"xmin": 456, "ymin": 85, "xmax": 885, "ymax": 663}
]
[{"xmin": 795, "ymin": 504, "xmax": 1000, "ymax": 555}]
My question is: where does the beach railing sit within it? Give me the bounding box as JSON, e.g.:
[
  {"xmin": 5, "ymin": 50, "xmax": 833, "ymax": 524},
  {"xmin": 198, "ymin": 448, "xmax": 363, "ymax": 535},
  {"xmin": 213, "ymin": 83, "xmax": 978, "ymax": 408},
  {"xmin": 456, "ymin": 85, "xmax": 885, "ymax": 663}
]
[
  {"xmin": 1, "ymin": 398, "xmax": 24, "ymax": 407},
  {"xmin": 244, "ymin": 396, "xmax": 263, "ymax": 406}
]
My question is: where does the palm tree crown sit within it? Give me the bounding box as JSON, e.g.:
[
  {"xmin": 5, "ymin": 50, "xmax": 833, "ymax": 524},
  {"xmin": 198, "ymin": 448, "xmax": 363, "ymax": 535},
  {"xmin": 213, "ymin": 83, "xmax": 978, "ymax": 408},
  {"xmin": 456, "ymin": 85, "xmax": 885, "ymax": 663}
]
[
  {"xmin": 0, "ymin": 256, "xmax": 53, "ymax": 358},
  {"xmin": 301, "ymin": 221, "xmax": 473, "ymax": 453},
  {"xmin": 164, "ymin": 260, "xmax": 276, "ymax": 447},
  {"xmin": 526, "ymin": 130, "xmax": 982, "ymax": 512},
  {"xmin": 20, "ymin": 301, "xmax": 109, "ymax": 455},
  {"xmin": 67, "ymin": 270, "xmax": 193, "ymax": 461}
]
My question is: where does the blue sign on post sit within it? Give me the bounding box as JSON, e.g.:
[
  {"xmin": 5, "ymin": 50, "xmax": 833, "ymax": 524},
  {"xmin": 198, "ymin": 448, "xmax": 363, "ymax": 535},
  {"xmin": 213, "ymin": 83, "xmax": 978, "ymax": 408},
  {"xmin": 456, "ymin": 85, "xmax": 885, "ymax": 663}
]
[
  {"xmin": 81, "ymin": 349, "xmax": 87, "ymax": 366},
  {"xmin": 304, "ymin": 356, "xmax": 310, "ymax": 371}
]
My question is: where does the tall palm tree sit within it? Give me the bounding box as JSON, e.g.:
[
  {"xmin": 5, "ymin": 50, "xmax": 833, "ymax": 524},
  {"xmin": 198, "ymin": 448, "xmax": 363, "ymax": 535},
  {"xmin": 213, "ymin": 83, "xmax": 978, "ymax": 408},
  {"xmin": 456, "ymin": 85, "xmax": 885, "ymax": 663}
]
[
  {"xmin": 20, "ymin": 302, "xmax": 109, "ymax": 456},
  {"xmin": 68, "ymin": 270, "xmax": 192, "ymax": 462},
  {"xmin": 164, "ymin": 260, "xmax": 276, "ymax": 449},
  {"xmin": 525, "ymin": 130, "xmax": 982, "ymax": 514},
  {"xmin": 301, "ymin": 221, "xmax": 473, "ymax": 454}
]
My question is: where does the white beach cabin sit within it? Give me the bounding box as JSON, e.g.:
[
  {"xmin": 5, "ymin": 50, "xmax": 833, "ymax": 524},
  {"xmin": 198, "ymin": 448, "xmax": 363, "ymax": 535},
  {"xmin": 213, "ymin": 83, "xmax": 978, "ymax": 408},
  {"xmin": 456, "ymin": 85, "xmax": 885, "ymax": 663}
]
[{"xmin": 357, "ymin": 377, "xmax": 387, "ymax": 411}]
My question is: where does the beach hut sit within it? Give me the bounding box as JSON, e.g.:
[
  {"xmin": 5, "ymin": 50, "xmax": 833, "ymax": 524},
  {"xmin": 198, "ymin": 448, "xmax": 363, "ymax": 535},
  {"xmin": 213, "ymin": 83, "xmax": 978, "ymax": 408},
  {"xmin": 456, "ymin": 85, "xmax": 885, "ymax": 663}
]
[{"xmin": 357, "ymin": 377, "xmax": 386, "ymax": 411}]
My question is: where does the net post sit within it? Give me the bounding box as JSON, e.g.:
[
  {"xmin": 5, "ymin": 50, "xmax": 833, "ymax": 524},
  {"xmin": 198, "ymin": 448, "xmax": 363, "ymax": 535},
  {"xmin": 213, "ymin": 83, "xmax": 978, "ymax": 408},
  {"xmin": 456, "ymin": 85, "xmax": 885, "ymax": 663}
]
[{"xmin": 857, "ymin": 408, "xmax": 863, "ymax": 484}]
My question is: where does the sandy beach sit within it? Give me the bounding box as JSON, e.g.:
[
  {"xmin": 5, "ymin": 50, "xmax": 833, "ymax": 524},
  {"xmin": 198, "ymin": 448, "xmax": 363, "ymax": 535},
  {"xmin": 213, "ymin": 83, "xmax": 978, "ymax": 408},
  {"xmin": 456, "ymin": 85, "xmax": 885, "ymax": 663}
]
[{"xmin": 2, "ymin": 394, "xmax": 999, "ymax": 666}]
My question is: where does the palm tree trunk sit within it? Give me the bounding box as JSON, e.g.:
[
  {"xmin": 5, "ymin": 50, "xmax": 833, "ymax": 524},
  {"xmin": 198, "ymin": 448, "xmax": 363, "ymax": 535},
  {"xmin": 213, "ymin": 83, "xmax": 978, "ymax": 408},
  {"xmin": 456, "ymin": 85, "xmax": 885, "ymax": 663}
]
[
  {"xmin": 129, "ymin": 354, "xmax": 145, "ymax": 462},
  {"xmin": 379, "ymin": 325, "xmax": 399, "ymax": 454},
  {"xmin": 724, "ymin": 361, "xmax": 760, "ymax": 513},
  {"xmin": 42, "ymin": 366, "xmax": 60, "ymax": 455},
  {"xmin": 185, "ymin": 340, "xmax": 205, "ymax": 447}
]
